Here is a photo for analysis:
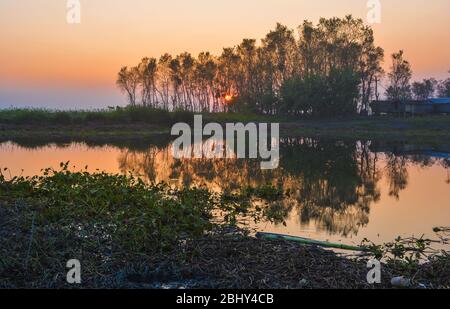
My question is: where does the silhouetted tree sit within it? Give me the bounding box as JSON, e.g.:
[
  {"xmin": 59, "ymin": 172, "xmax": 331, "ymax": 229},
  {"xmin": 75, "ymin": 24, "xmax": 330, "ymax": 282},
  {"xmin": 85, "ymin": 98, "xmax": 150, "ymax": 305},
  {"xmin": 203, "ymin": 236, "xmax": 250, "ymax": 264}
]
[
  {"xmin": 117, "ymin": 16, "xmax": 384, "ymax": 116},
  {"xmin": 412, "ymin": 78, "xmax": 438, "ymax": 100},
  {"xmin": 385, "ymin": 50, "xmax": 412, "ymax": 101},
  {"xmin": 116, "ymin": 66, "xmax": 139, "ymax": 105},
  {"xmin": 438, "ymin": 71, "xmax": 450, "ymax": 98},
  {"xmin": 138, "ymin": 58, "xmax": 158, "ymax": 107}
]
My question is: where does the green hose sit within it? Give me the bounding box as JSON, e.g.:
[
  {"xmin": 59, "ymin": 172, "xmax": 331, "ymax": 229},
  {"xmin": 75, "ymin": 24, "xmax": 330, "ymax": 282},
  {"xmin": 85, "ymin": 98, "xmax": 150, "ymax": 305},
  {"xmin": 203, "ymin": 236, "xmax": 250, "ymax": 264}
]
[{"xmin": 255, "ymin": 232, "xmax": 365, "ymax": 252}]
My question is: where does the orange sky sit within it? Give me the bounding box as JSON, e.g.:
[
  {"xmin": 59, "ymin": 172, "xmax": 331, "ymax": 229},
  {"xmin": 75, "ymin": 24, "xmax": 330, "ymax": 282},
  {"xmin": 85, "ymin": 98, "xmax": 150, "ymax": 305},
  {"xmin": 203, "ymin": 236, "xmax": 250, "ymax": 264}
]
[{"xmin": 1, "ymin": 0, "xmax": 449, "ymax": 108}]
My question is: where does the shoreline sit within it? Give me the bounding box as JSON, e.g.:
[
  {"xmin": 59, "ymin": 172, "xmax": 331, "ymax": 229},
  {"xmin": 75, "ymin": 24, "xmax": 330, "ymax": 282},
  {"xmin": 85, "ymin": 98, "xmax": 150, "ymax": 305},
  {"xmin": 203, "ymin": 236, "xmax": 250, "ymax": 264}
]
[
  {"xmin": 1, "ymin": 224, "xmax": 448, "ymax": 289},
  {"xmin": 1, "ymin": 115, "xmax": 450, "ymax": 145},
  {"xmin": 1, "ymin": 167, "xmax": 449, "ymax": 289}
]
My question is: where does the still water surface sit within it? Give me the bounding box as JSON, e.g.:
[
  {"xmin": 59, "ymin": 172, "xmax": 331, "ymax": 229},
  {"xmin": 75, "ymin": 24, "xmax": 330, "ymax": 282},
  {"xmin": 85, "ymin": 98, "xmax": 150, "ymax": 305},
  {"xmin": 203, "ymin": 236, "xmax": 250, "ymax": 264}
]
[{"xmin": 1, "ymin": 137, "xmax": 449, "ymax": 247}]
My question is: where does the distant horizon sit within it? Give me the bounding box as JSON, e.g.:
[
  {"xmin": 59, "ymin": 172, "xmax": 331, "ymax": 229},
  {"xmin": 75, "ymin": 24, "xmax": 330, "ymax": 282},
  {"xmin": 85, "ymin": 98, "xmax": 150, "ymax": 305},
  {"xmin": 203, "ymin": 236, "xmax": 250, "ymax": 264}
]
[{"xmin": 1, "ymin": 0, "xmax": 449, "ymax": 109}]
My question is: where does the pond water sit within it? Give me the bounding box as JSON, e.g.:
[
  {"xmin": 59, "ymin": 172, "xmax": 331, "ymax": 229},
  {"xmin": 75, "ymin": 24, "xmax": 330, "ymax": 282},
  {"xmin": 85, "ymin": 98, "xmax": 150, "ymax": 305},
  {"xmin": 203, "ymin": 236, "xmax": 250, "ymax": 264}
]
[{"xmin": 1, "ymin": 137, "xmax": 449, "ymax": 247}]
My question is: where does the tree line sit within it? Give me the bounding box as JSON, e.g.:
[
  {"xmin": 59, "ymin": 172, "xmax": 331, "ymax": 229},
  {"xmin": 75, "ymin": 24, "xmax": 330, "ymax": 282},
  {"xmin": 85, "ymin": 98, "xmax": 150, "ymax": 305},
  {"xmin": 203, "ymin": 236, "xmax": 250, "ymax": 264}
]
[
  {"xmin": 117, "ymin": 15, "xmax": 450, "ymax": 116},
  {"xmin": 385, "ymin": 50, "xmax": 450, "ymax": 101}
]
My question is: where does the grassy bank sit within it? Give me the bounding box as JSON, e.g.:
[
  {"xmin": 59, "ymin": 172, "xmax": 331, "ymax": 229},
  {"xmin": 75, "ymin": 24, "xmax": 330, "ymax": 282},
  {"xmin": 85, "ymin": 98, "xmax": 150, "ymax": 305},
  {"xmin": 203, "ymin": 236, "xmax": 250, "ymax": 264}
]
[
  {"xmin": 0, "ymin": 107, "xmax": 449, "ymax": 143},
  {"xmin": 0, "ymin": 107, "xmax": 278, "ymax": 126},
  {"xmin": 1, "ymin": 166, "xmax": 448, "ymax": 288},
  {"xmin": 281, "ymin": 115, "xmax": 450, "ymax": 145}
]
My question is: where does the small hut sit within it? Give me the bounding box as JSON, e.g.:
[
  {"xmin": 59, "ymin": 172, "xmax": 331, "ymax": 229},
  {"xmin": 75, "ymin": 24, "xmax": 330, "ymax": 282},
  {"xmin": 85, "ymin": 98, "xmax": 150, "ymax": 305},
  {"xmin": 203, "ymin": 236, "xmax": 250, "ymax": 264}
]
[
  {"xmin": 370, "ymin": 98, "xmax": 450, "ymax": 115},
  {"xmin": 429, "ymin": 98, "xmax": 450, "ymax": 113}
]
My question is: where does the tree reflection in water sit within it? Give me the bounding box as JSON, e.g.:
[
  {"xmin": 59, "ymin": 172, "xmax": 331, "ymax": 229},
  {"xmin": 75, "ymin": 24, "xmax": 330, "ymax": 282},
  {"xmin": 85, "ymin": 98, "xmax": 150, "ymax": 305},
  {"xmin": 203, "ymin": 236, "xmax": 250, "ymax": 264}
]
[
  {"xmin": 442, "ymin": 159, "xmax": 450, "ymax": 184},
  {"xmin": 116, "ymin": 137, "xmax": 448, "ymax": 237},
  {"xmin": 1, "ymin": 137, "xmax": 447, "ymax": 238}
]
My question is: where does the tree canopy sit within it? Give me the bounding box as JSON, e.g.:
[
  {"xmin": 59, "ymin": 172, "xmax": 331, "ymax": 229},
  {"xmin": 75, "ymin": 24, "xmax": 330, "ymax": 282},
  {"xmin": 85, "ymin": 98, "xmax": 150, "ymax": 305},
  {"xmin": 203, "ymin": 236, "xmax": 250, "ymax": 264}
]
[{"xmin": 116, "ymin": 16, "xmax": 449, "ymax": 117}]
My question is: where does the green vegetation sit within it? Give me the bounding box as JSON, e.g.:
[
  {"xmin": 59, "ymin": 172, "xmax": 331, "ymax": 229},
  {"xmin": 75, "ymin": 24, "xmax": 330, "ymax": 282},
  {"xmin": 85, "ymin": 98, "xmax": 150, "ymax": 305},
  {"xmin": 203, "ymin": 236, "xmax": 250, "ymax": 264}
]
[
  {"xmin": 362, "ymin": 229, "xmax": 450, "ymax": 288},
  {"xmin": 0, "ymin": 162, "xmax": 273, "ymax": 249},
  {"xmin": 0, "ymin": 106, "xmax": 286, "ymax": 127},
  {"xmin": 281, "ymin": 115, "xmax": 450, "ymax": 143},
  {"xmin": 0, "ymin": 164, "xmax": 285, "ymax": 287},
  {"xmin": 280, "ymin": 68, "xmax": 360, "ymax": 116},
  {"xmin": 0, "ymin": 106, "xmax": 191, "ymax": 126},
  {"xmin": 1, "ymin": 165, "xmax": 448, "ymax": 288},
  {"xmin": 1, "ymin": 107, "xmax": 449, "ymax": 142}
]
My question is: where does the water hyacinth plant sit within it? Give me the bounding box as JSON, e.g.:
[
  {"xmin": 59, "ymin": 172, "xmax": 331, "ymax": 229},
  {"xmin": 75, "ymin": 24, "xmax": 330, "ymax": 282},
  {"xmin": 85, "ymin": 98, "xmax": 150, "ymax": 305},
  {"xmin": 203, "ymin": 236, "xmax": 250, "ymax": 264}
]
[{"xmin": 0, "ymin": 162, "xmax": 281, "ymax": 250}]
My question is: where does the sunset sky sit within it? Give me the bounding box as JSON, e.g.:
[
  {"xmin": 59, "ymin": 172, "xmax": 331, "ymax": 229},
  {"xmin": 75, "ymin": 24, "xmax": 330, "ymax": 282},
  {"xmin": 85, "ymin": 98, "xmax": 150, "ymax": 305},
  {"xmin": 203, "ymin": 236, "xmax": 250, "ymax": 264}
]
[{"xmin": 1, "ymin": 0, "xmax": 449, "ymax": 109}]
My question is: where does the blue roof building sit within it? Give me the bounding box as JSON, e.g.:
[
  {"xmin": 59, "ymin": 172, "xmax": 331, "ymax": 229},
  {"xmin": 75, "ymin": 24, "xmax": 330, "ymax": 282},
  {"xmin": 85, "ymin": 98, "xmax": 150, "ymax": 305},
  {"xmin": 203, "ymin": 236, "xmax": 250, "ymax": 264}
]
[
  {"xmin": 428, "ymin": 98, "xmax": 450, "ymax": 104},
  {"xmin": 371, "ymin": 98, "xmax": 450, "ymax": 115}
]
